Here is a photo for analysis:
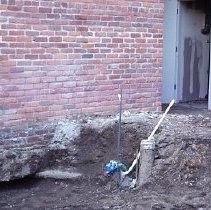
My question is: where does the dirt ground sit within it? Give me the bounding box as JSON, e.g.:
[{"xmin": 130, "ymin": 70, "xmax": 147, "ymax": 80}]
[{"xmin": 1, "ymin": 102, "xmax": 211, "ymax": 210}]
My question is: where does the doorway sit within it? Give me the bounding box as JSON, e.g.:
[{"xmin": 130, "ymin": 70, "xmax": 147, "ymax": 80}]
[{"xmin": 162, "ymin": 0, "xmax": 211, "ymax": 109}]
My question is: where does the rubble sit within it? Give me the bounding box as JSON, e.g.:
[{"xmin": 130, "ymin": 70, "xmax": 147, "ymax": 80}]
[{"xmin": 0, "ymin": 121, "xmax": 81, "ymax": 182}]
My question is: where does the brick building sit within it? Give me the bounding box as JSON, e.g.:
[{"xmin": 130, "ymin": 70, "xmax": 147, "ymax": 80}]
[{"xmin": 0, "ymin": 0, "xmax": 163, "ymax": 147}]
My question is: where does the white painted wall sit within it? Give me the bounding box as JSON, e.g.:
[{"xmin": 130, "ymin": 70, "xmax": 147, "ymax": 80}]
[
  {"xmin": 162, "ymin": 0, "xmax": 178, "ymax": 103},
  {"xmin": 208, "ymin": 33, "xmax": 211, "ymax": 110},
  {"xmin": 178, "ymin": 3, "xmax": 209, "ymax": 101}
]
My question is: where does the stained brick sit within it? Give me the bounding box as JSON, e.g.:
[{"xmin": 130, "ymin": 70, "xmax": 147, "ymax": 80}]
[
  {"xmin": 23, "ymin": 7, "xmax": 38, "ymax": 13},
  {"xmin": 47, "ymin": 14, "xmax": 60, "ymax": 19},
  {"xmin": 1, "ymin": 48, "xmax": 15, "ymax": 54},
  {"xmin": 8, "ymin": 0, "xmax": 15, "ymax": 5},
  {"xmin": 82, "ymin": 54, "xmax": 93, "ymax": 59},
  {"xmin": 33, "ymin": 37, "xmax": 48, "ymax": 42},
  {"xmin": 49, "ymin": 37, "xmax": 62, "ymax": 42},
  {"xmin": 25, "ymin": 54, "xmax": 38, "ymax": 60},
  {"xmin": 7, "ymin": 6, "xmax": 22, "ymax": 11},
  {"xmin": 39, "ymin": 7, "xmax": 52, "ymax": 13}
]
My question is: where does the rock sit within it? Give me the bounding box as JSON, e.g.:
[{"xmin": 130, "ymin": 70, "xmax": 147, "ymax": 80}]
[
  {"xmin": 0, "ymin": 121, "xmax": 81, "ymax": 182},
  {"xmin": 49, "ymin": 121, "xmax": 81, "ymax": 150},
  {"xmin": 0, "ymin": 148, "xmax": 46, "ymax": 181},
  {"xmin": 36, "ymin": 169, "xmax": 82, "ymax": 180},
  {"xmin": 123, "ymin": 110, "xmax": 131, "ymax": 117}
]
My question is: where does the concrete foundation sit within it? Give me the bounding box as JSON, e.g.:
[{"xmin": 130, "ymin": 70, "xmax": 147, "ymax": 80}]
[{"xmin": 138, "ymin": 140, "xmax": 155, "ymax": 186}]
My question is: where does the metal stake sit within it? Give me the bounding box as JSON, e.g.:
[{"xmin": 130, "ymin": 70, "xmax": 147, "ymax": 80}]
[{"xmin": 117, "ymin": 89, "xmax": 122, "ymax": 187}]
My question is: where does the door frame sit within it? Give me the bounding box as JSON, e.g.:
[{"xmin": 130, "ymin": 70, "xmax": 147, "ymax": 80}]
[
  {"xmin": 162, "ymin": 0, "xmax": 180, "ymax": 103},
  {"xmin": 163, "ymin": 0, "xmax": 211, "ymax": 108},
  {"xmin": 208, "ymin": 33, "xmax": 211, "ymax": 109}
]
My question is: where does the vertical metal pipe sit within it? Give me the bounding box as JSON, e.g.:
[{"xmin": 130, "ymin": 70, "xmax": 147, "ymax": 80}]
[{"xmin": 117, "ymin": 89, "xmax": 122, "ymax": 187}]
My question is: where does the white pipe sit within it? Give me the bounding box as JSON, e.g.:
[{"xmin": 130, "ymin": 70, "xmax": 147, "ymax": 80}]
[
  {"xmin": 147, "ymin": 99, "xmax": 175, "ymax": 142},
  {"xmin": 122, "ymin": 99, "xmax": 175, "ymax": 176}
]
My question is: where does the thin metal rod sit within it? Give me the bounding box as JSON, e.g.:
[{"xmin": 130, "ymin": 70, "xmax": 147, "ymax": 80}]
[{"xmin": 117, "ymin": 89, "xmax": 122, "ymax": 187}]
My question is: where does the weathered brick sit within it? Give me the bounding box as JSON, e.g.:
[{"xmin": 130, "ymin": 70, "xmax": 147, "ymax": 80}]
[
  {"xmin": 25, "ymin": 54, "xmax": 38, "ymax": 60},
  {"xmin": 8, "ymin": 0, "xmax": 15, "ymax": 5},
  {"xmin": 16, "ymin": 36, "xmax": 32, "ymax": 42},
  {"xmin": 0, "ymin": 55, "xmax": 8, "ymax": 60},
  {"xmin": 82, "ymin": 54, "xmax": 93, "ymax": 59},
  {"xmin": 2, "ymin": 36, "xmax": 16, "ymax": 42},
  {"xmin": 7, "ymin": 6, "xmax": 22, "ymax": 11},
  {"xmin": 0, "ymin": 0, "xmax": 164, "ymax": 146},
  {"xmin": 47, "ymin": 14, "xmax": 60, "ymax": 19},
  {"xmin": 39, "ymin": 7, "xmax": 52, "ymax": 13},
  {"xmin": 49, "ymin": 37, "xmax": 62, "ymax": 42},
  {"xmin": 16, "ymin": 49, "xmax": 30, "ymax": 54},
  {"xmin": 9, "ymin": 31, "xmax": 24, "ymax": 36},
  {"xmin": 1, "ymin": 49, "xmax": 16, "ymax": 56},
  {"xmin": 33, "ymin": 37, "xmax": 48, "ymax": 42}
]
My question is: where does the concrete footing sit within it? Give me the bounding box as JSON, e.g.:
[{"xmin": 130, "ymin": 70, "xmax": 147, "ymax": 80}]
[{"xmin": 138, "ymin": 139, "xmax": 155, "ymax": 186}]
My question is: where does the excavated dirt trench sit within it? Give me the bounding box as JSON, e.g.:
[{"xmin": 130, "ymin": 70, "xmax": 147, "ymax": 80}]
[
  {"xmin": 75, "ymin": 121, "xmax": 153, "ymax": 177},
  {"xmin": 1, "ymin": 108, "xmax": 211, "ymax": 210}
]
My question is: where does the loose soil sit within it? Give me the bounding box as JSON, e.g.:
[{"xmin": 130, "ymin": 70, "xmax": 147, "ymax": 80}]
[{"xmin": 1, "ymin": 104, "xmax": 211, "ymax": 210}]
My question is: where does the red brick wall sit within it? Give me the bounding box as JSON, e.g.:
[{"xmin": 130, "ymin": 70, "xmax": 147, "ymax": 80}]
[{"xmin": 0, "ymin": 0, "xmax": 164, "ymax": 131}]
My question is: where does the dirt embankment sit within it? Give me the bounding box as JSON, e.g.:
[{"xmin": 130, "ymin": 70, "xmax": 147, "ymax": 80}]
[{"xmin": 0, "ymin": 110, "xmax": 211, "ymax": 209}]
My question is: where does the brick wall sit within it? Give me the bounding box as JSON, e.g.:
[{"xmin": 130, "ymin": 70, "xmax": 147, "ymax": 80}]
[{"xmin": 0, "ymin": 0, "xmax": 164, "ymax": 146}]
